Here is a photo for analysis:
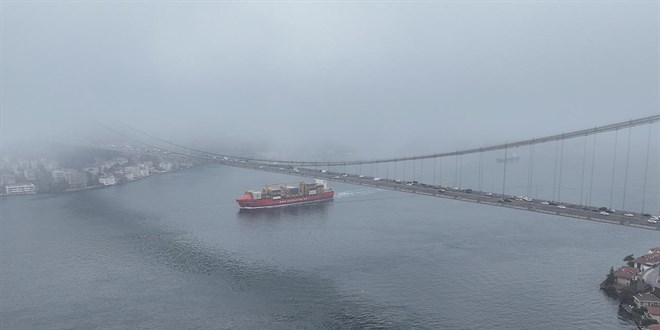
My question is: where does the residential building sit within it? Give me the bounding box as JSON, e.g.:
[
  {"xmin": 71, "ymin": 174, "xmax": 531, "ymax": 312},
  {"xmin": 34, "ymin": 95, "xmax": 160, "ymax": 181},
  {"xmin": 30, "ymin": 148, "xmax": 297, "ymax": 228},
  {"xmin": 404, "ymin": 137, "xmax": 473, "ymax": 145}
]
[
  {"xmin": 5, "ymin": 184, "xmax": 37, "ymax": 195},
  {"xmin": 23, "ymin": 169, "xmax": 37, "ymax": 181},
  {"xmin": 99, "ymin": 175, "xmax": 116, "ymax": 186},
  {"xmin": 0, "ymin": 174, "xmax": 16, "ymax": 186},
  {"xmin": 40, "ymin": 159, "xmax": 59, "ymax": 171},
  {"xmin": 52, "ymin": 169, "xmax": 66, "ymax": 181},
  {"xmin": 65, "ymin": 171, "xmax": 88, "ymax": 189},
  {"xmin": 634, "ymin": 292, "xmax": 660, "ymax": 308},
  {"xmin": 159, "ymin": 161, "xmax": 174, "ymax": 172},
  {"xmin": 83, "ymin": 167, "xmax": 100, "ymax": 175},
  {"xmin": 647, "ymin": 306, "xmax": 660, "ymax": 323},
  {"xmin": 632, "ymin": 253, "xmax": 660, "ymax": 272},
  {"xmin": 614, "ymin": 266, "xmax": 640, "ymax": 286}
]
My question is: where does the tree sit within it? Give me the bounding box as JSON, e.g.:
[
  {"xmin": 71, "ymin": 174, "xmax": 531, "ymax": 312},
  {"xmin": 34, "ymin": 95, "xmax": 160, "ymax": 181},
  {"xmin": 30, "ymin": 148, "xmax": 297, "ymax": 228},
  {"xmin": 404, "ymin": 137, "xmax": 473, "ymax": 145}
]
[
  {"xmin": 623, "ymin": 254, "xmax": 635, "ymax": 262},
  {"xmin": 640, "ymin": 319, "xmax": 658, "ymax": 326}
]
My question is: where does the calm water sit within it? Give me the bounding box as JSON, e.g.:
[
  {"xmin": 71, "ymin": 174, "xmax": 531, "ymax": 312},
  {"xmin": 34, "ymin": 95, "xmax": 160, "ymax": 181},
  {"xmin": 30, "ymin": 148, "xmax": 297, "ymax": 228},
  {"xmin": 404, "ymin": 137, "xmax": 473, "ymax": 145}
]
[{"xmin": 1, "ymin": 165, "xmax": 658, "ymax": 329}]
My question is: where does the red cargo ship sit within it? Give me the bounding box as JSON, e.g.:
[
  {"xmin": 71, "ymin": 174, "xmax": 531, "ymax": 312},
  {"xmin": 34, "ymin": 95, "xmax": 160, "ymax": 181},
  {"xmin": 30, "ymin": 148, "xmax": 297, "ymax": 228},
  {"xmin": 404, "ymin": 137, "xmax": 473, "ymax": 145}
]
[{"xmin": 236, "ymin": 179, "xmax": 334, "ymax": 209}]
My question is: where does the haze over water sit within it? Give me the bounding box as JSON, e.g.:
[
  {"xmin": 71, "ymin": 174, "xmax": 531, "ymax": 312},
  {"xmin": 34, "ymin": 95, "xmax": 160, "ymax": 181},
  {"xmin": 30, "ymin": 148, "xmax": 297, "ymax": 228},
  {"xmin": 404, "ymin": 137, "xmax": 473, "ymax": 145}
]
[{"xmin": 2, "ymin": 166, "xmax": 658, "ymax": 329}]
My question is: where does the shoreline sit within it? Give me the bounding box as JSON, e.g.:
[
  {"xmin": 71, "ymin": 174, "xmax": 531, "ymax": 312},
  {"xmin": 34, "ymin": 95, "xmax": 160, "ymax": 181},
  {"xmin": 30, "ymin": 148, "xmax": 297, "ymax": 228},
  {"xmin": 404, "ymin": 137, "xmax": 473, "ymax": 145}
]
[{"xmin": 0, "ymin": 166, "xmax": 197, "ymax": 199}]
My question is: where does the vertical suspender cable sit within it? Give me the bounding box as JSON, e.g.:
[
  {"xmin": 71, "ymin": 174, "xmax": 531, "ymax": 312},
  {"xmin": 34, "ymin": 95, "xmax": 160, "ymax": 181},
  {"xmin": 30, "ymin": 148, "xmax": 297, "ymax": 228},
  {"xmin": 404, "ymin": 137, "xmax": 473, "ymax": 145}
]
[
  {"xmin": 621, "ymin": 127, "xmax": 632, "ymax": 211},
  {"xmin": 502, "ymin": 144, "xmax": 508, "ymax": 195},
  {"xmin": 454, "ymin": 154, "xmax": 458, "ymax": 187},
  {"xmin": 478, "ymin": 151, "xmax": 483, "ymax": 191},
  {"xmin": 458, "ymin": 155, "xmax": 463, "ymax": 188},
  {"xmin": 642, "ymin": 124, "xmax": 652, "ymax": 213},
  {"xmin": 394, "ymin": 159, "xmax": 397, "ymax": 179},
  {"xmin": 552, "ymin": 140, "xmax": 559, "ymax": 201},
  {"xmin": 579, "ymin": 135, "xmax": 588, "ymax": 205},
  {"xmin": 421, "ymin": 158, "xmax": 424, "ymax": 183},
  {"xmin": 558, "ymin": 138, "xmax": 565, "ymax": 202},
  {"xmin": 656, "ymin": 123, "xmax": 660, "ymax": 215},
  {"xmin": 609, "ymin": 129, "xmax": 619, "ymax": 209},
  {"xmin": 439, "ymin": 157, "xmax": 443, "ymax": 186},
  {"xmin": 527, "ymin": 144, "xmax": 532, "ymax": 197},
  {"xmin": 433, "ymin": 157, "xmax": 437, "ymax": 185},
  {"xmin": 410, "ymin": 158, "xmax": 417, "ymax": 181},
  {"xmin": 529, "ymin": 142, "xmax": 535, "ymax": 198},
  {"xmin": 413, "ymin": 158, "xmax": 416, "ymax": 182},
  {"xmin": 588, "ymin": 132, "xmax": 597, "ymax": 207}
]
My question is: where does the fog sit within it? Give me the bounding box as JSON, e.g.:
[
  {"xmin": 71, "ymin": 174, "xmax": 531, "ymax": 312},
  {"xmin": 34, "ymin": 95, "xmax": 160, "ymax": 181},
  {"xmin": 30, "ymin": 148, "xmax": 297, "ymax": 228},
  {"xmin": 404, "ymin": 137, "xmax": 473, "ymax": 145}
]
[{"xmin": 1, "ymin": 2, "xmax": 658, "ymax": 159}]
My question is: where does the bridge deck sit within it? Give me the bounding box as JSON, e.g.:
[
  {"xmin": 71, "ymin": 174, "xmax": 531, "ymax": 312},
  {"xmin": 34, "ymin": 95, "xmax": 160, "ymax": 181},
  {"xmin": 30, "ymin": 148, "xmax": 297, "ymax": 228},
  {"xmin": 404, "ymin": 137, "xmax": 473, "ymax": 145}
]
[{"xmin": 225, "ymin": 161, "xmax": 659, "ymax": 231}]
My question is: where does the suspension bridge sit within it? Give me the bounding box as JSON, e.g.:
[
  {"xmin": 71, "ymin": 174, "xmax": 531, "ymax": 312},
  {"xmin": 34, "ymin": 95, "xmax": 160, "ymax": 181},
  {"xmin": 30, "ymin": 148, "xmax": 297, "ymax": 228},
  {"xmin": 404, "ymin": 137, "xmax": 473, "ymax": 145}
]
[{"xmin": 83, "ymin": 115, "xmax": 660, "ymax": 230}]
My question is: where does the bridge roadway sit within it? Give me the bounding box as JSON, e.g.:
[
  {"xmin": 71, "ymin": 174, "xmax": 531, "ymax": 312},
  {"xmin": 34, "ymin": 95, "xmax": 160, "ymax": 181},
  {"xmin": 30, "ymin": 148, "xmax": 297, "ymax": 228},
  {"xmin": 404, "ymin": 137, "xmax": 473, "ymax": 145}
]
[{"xmin": 223, "ymin": 160, "xmax": 659, "ymax": 231}]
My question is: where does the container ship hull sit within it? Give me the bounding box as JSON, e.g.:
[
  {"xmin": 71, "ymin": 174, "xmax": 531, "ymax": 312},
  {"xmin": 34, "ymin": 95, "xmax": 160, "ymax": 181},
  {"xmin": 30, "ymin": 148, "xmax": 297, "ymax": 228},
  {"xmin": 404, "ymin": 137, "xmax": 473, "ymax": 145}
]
[
  {"xmin": 236, "ymin": 191, "xmax": 334, "ymax": 209},
  {"xmin": 236, "ymin": 179, "xmax": 334, "ymax": 210}
]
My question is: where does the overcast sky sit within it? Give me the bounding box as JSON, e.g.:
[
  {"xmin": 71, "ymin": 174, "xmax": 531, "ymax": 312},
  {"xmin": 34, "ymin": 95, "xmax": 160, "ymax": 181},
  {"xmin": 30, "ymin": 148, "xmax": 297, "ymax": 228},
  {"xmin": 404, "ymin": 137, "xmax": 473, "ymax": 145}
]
[{"xmin": 1, "ymin": 2, "xmax": 658, "ymax": 158}]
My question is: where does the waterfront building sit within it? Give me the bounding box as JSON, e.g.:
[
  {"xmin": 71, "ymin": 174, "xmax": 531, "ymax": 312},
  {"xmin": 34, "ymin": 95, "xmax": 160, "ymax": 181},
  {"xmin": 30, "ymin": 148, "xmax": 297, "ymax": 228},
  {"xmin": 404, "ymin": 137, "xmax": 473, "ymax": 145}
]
[
  {"xmin": 101, "ymin": 161, "xmax": 118, "ymax": 172},
  {"xmin": 634, "ymin": 292, "xmax": 660, "ymax": 324},
  {"xmin": 99, "ymin": 175, "xmax": 116, "ymax": 186},
  {"xmin": 647, "ymin": 306, "xmax": 660, "ymax": 323},
  {"xmin": 159, "ymin": 161, "xmax": 174, "ymax": 171},
  {"xmin": 65, "ymin": 171, "xmax": 88, "ymax": 189},
  {"xmin": 632, "ymin": 252, "xmax": 660, "ymax": 272},
  {"xmin": 5, "ymin": 184, "xmax": 37, "ymax": 195},
  {"xmin": 124, "ymin": 166, "xmax": 140, "ymax": 178},
  {"xmin": 23, "ymin": 169, "xmax": 37, "ymax": 181},
  {"xmin": 0, "ymin": 174, "xmax": 16, "ymax": 186},
  {"xmin": 634, "ymin": 292, "xmax": 660, "ymax": 308},
  {"xmin": 613, "ymin": 266, "xmax": 640, "ymax": 286},
  {"xmin": 40, "ymin": 159, "xmax": 59, "ymax": 171},
  {"xmin": 52, "ymin": 169, "xmax": 66, "ymax": 181},
  {"xmin": 84, "ymin": 167, "xmax": 100, "ymax": 175},
  {"xmin": 124, "ymin": 172, "xmax": 134, "ymax": 181},
  {"xmin": 137, "ymin": 163, "xmax": 150, "ymax": 177},
  {"xmin": 10, "ymin": 163, "xmax": 20, "ymax": 175}
]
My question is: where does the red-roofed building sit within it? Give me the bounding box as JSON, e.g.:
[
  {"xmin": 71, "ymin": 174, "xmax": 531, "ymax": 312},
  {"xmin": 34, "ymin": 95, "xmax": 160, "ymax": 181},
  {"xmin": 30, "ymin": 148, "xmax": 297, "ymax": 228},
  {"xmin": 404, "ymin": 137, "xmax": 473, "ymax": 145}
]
[
  {"xmin": 614, "ymin": 266, "xmax": 641, "ymax": 286},
  {"xmin": 645, "ymin": 324, "xmax": 660, "ymax": 330},
  {"xmin": 647, "ymin": 306, "xmax": 660, "ymax": 323},
  {"xmin": 650, "ymin": 247, "xmax": 660, "ymax": 254},
  {"xmin": 632, "ymin": 253, "xmax": 660, "ymax": 272}
]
